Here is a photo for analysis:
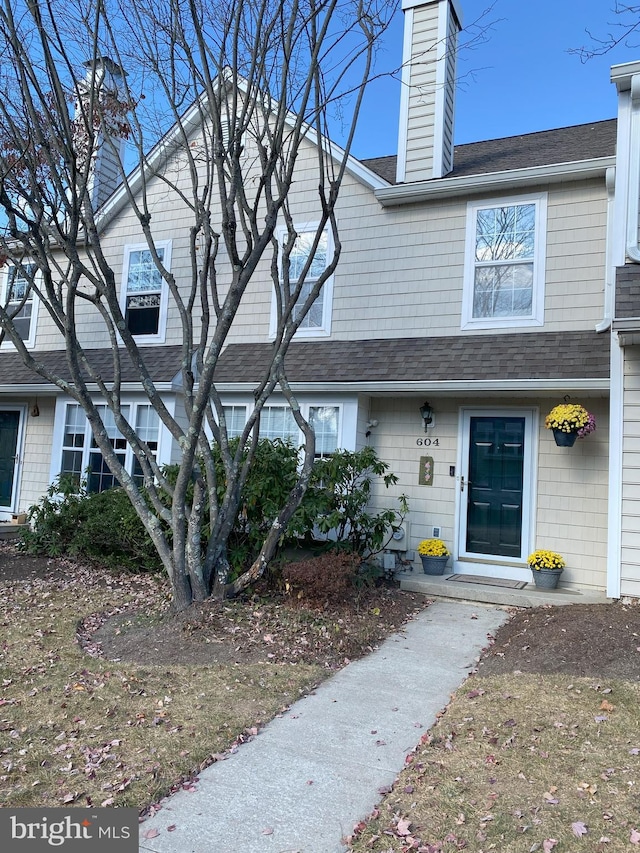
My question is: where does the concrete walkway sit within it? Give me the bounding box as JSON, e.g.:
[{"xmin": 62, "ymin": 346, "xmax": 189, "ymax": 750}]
[{"xmin": 138, "ymin": 600, "xmax": 509, "ymax": 853}]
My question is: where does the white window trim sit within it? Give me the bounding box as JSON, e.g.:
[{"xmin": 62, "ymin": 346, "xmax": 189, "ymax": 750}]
[
  {"xmin": 51, "ymin": 397, "xmax": 167, "ymax": 490},
  {"xmin": 1, "ymin": 264, "xmax": 39, "ymax": 349},
  {"xmin": 269, "ymin": 222, "xmax": 334, "ymax": 339},
  {"xmin": 219, "ymin": 400, "xmax": 345, "ymax": 453},
  {"xmin": 119, "ymin": 240, "xmax": 172, "ymax": 345},
  {"xmin": 461, "ymin": 193, "xmax": 547, "ymax": 331}
]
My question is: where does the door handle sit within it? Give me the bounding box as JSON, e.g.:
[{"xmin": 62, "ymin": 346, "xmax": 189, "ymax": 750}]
[{"xmin": 461, "ymin": 476, "xmax": 471, "ymax": 492}]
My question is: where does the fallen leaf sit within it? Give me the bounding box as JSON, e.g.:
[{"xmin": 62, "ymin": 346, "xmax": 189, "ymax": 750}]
[
  {"xmin": 396, "ymin": 817, "xmax": 411, "ymax": 837},
  {"xmin": 543, "ymin": 839, "xmax": 558, "ymax": 852},
  {"xmin": 143, "ymin": 828, "xmax": 160, "ymax": 840},
  {"xmin": 572, "ymin": 821, "xmax": 588, "ymax": 837},
  {"xmin": 262, "ymin": 827, "xmax": 274, "ymax": 835},
  {"xmin": 631, "ymin": 828, "xmax": 640, "ymax": 845}
]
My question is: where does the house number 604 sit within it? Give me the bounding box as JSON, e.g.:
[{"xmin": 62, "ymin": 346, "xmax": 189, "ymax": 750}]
[{"xmin": 416, "ymin": 438, "xmax": 439, "ymax": 446}]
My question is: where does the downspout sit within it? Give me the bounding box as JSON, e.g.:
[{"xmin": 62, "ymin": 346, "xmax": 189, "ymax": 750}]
[
  {"xmin": 595, "ymin": 165, "xmax": 617, "ymax": 333},
  {"xmin": 625, "ymin": 74, "xmax": 640, "ymax": 263}
]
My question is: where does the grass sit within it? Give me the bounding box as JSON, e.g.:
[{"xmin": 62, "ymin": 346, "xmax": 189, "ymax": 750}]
[
  {"xmin": 348, "ymin": 673, "xmax": 640, "ymax": 852},
  {"xmin": 0, "ymin": 564, "xmax": 324, "ymax": 809}
]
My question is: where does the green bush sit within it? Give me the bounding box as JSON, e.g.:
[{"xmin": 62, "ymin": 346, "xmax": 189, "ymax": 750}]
[
  {"xmin": 21, "ymin": 444, "xmax": 407, "ymax": 579},
  {"xmin": 20, "ymin": 475, "xmax": 88, "ymax": 557},
  {"xmin": 20, "ymin": 476, "xmax": 159, "ymax": 572},
  {"xmin": 305, "ymin": 447, "xmax": 408, "ymax": 556}
]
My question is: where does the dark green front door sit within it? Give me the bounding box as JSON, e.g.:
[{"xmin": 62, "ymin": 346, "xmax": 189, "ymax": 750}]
[
  {"xmin": 0, "ymin": 411, "xmax": 20, "ymax": 508},
  {"xmin": 466, "ymin": 416, "xmax": 525, "ymax": 558}
]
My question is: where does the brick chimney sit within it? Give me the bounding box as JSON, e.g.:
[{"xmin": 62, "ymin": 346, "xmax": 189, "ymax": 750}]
[
  {"xmin": 75, "ymin": 57, "xmax": 128, "ymax": 210},
  {"xmin": 396, "ymin": 0, "xmax": 461, "ymax": 183}
]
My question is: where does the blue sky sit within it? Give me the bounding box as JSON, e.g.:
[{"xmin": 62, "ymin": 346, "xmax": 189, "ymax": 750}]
[{"xmin": 350, "ymin": 0, "xmax": 640, "ymax": 158}]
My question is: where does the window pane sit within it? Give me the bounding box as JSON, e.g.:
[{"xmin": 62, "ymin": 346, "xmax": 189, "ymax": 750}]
[
  {"xmin": 63, "ymin": 404, "xmax": 86, "ymax": 448},
  {"xmin": 132, "ymin": 406, "xmax": 159, "ymax": 486},
  {"xmin": 125, "ymin": 247, "xmax": 164, "ymax": 336},
  {"xmin": 472, "ymin": 201, "xmax": 536, "ymax": 320},
  {"xmin": 126, "ymin": 248, "xmax": 164, "ymax": 293},
  {"xmin": 87, "ymin": 451, "xmax": 125, "ymax": 493},
  {"xmin": 309, "ymin": 406, "xmax": 338, "ymax": 457},
  {"xmin": 222, "ymin": 405, "xmax": 247, "ymax": 438},
  {"xmin": 7, "ymin": 265, "xmax": 34, "ymax": 341},
  {"xmin": 283, "ymin": 230, "xmax": 327, "ymax": 330},
  {"xmin": 259, "ymin": 406, "xmax": 297, "ymax": 442},
  {"xmin": 473, "ymin": 263, "xmax": 533, "ymax": 318},
  {"xmin": 61, "ymin": 449, "xmax": 83, "ymax": 482}
]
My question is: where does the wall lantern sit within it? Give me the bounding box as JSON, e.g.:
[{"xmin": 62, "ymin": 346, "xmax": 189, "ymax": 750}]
[{"xmin": 419, "ymin": 401, "xmax": 433, "ymax": 431}]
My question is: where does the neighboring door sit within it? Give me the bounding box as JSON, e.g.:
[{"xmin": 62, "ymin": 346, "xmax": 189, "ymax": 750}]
[
  {"xmin": 0, "ymin": 410, "xmax": 21, "ymax": 509},
  {"xmin": 459, "ymin": 411, "xmax": 534, "ymax": 564}
]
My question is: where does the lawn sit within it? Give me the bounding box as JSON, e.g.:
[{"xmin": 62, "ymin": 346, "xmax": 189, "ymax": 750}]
[
  {"xmin": 347, "ymin": 602, "xmax": 640, "ymax": 853},
  {"xmin": 0, "ymin": 546, "xmax": 424, "ymax": 811}
]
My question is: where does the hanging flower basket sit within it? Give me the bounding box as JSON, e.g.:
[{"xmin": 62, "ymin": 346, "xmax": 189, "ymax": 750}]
[
  {"xmin": 552, "ymin": 429, "xmax": 577, "ymax": 447},
  {"xmin": 545, "ymin": 403, "xmax": 595, "ymax": 446}
]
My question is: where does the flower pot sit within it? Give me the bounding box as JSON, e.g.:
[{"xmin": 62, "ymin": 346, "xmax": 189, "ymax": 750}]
[
  {"xmin": 552, "ymin": 429, "xmax": 577, "ymax": 447},
  {"xmin": 531, "ymin": 567, "xmax": 563, "ymax": 589},
  {"xmin": 421, "ymin": 555, "xmax": 449, "ymax": 575}
]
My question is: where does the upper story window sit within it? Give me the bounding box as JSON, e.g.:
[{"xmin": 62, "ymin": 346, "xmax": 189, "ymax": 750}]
[
  {"xmin": 270, "ymin": 226, "xmax": 333, "ymax": 337},
  {"xmin": 462, "ymin": 194, "xmax": 547, "ymax": 330},
  {"xmin": 121, "ymin": 241, "xmax": 171, "ymax": 342},
  {"xmin": 2, "ymin": 263, "xmax": 37, "ymax": 348}
]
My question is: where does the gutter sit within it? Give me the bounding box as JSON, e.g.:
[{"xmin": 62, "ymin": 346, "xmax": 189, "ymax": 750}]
[
  {"xmin": 375, "ymin": 157, "xmax": 613, "ymax": 206},
  {"xmin": 214, "ymin": 378, "xmax": 610, "ymax": 395}
]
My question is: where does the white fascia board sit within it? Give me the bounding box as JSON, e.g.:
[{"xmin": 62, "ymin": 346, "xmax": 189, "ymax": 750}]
[
  {"xmin": 375, "ymin": 157, "xmax": 614, "ymax": 206},
  {"xmin": 0, "ymin": 384, "xmax": 63, "ymax": 394},
  {"xmin": 611, "ymin": 60, "xmax": 640, "ymax": 90},
  {"xmin": 214, "ymin": 378, "xmax": 610, "ymax": 395},
  {"xmin": 0, "ymin": 381, "xmax": 176, "ymax": 394},
  {"xmin": 98, "ymin": 76, "xmax": 390, "ymax": 230}
]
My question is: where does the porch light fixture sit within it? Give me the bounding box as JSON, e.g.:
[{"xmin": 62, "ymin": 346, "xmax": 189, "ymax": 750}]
[{"xmin": 419, "ymin": 401, "xmax": 433, "ymax": 431}]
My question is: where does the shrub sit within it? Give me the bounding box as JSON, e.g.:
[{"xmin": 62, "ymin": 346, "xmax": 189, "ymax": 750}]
[
  {"xmin": 304, "ymin": 447, "xmax": 408, "ymax": 556},
  {"xmin": 20, "ymin": 477, "xmax": 159, "ymax": 572},
  {"xmin": 281, "ymin": 551, "xmax": 362, "ymax": 606},
  {"xmin": 20, "ymin": 475, "xmax": 87, "ymax": 557}
]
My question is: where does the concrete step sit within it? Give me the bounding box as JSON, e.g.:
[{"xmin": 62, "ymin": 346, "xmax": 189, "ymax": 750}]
[
  {"xmin": 0, "ymin": 523, "xmax": 28, "ymax": 540},
  {"xmin": 397, "ymin": 570, "xmax": 610, "ymax": 608}
]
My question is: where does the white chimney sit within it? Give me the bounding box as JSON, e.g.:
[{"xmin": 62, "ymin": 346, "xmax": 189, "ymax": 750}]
[
  {"xmin": 396, "ymin": 0, "xmax": 461, "ymax": 183},
  {"xmin": 76, "ymin": 57, "xmax": 128, "ymax": 210}
]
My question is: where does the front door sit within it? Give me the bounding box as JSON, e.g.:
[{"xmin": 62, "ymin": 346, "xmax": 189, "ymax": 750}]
[
  {"xmin": 459, "ymin": 411, "xmax": 534, "ymax": 566},
  {"xmin": 0, "ymin": 410, "xmax": 21, "ymax": 509}
]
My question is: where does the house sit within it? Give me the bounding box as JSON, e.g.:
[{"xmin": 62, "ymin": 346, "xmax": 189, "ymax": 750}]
[{"xmin": 1, "ymin": 0, "xmax": 640, "ymax": 598}]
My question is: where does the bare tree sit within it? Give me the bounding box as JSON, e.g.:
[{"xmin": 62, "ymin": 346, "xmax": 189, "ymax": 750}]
[
  {"xmin": 571, "ymin": 2, "xmax": 640, "ymax": 60},
  {"xmin": 0, "ymin": 0, "xmax": 395, "ymax": 610}
]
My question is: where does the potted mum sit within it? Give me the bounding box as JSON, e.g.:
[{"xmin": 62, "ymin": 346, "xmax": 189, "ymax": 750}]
[
  {"xmin": 417, "ymin": 538, "xmax": 450, "ymax": 575},
  {"xmin": 527, "ymin": 549, "xmax": 565, "ymax": 589},
  {"xmin": 545, "ymin": 403, "xmax": 595, "ymax": 447}
]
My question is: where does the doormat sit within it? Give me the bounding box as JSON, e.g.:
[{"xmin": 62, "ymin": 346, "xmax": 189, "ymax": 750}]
[{"xmin": 447, "ymin": 574, "xmax": 527, "ymax": 590}]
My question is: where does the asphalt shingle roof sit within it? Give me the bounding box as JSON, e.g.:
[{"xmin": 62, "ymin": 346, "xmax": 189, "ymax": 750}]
[
  {"xmin": 616, "ymin": 264, "xmax": 640, "ymax": 319},
  {"xmin": 0, "ymin": 345, "xmax": 183, "ymax": 386},
  {"xmin": 215, "ymin": 331, "xmax": 610, "ymax": 384},
  {"xmin": 362, "ymin": 119, "xmax": 617, "ymax": 185}
]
